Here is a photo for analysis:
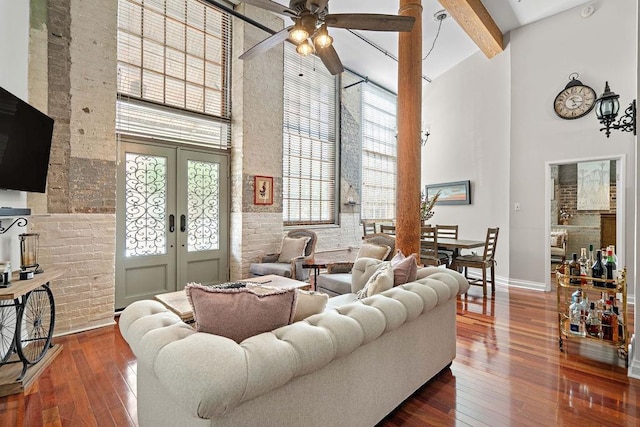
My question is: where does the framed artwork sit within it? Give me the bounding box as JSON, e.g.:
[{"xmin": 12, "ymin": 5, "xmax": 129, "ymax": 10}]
[
  {"xmin": 254, "ymin": 176, "xmax": 273, "ymax": 205},
  {"xmin": 577, "ymin": 161, "xmax": 610, "ymax": 210},
  {"xmin": 425, "ymin": 180, "xmax": 471, "ymax": 205}
]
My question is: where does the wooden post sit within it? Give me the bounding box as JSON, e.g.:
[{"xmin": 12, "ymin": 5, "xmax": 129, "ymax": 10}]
[{"xmin": 396, "ymin": 0, "xmax": 422, "ymax": 257}]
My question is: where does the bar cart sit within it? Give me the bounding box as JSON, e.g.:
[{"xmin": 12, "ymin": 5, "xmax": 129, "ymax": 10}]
[{"xmin": 556, "ymin": 267, "xmax": 628, "ymax": 365}]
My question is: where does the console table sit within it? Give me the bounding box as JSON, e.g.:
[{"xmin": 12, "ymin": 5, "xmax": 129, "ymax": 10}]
[{"xmin": 0, "ymin": 269, "xmax": 63, "ymax": 396}]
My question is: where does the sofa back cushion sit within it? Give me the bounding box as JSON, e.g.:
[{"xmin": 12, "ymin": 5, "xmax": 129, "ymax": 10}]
[{"xmin": 186, "ymin": 283, "xmax": 297, "ymax": 343}]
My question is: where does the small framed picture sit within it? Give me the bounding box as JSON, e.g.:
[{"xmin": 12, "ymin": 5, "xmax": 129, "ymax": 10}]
[{"xmin": 254, "ymin": 176, "xmax": 273, "ymax": 205}]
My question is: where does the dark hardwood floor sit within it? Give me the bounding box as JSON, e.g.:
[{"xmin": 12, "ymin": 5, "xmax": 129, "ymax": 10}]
[{"xmin": 1, "ymin": 281, "xmax": 638, "ymax": 426}]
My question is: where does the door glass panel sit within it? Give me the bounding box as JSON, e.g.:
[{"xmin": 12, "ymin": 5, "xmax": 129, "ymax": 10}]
[
  {"xmin": 125, "ymin": 153, "xmax": 168, "ymax": 257},
  {"xmin": 187, "ymin": 160, "xmax": 219, "ymax": 252}
]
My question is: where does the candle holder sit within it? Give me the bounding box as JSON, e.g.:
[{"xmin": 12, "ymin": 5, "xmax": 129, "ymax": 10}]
[{"xmin": 19, "ymin": 233, "xmax": 43, "ymax": 274}]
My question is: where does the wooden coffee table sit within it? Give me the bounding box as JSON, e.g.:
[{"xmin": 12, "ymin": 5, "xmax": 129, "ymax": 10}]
[{"xmin": 154, "ymin": 275, "xmax": 311, "ymax": 323}]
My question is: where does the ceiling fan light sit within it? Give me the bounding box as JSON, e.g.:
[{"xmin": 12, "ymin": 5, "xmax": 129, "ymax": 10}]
[
  {"xmin": 290, "ymin": 21, "xmax": 309, "ymax": 44},
  {"xmin": 296, "ymin": 40, "xmax": 314, "ymax": 56},
  {"xmin": 314, "ymin": 25, "xmax": 333, "ymax": 49}
]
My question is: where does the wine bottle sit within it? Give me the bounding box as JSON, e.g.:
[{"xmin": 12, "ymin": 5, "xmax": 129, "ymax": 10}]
[
  {"xmin": 569, "ymin": 253, "xmax": 581, "ymax": 284},
  {"xmin": 605, "ymin": 249, "xmax": 617, "ymax": 287},
  {"xmin": 591, "ymin": 250, "xmax": 607, "ymax": 287}
]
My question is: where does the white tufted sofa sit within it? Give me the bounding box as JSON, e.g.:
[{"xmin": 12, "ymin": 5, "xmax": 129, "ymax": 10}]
[{"xmin": 119, "ymin": 267, "xmax": 469, "ymax": 427}]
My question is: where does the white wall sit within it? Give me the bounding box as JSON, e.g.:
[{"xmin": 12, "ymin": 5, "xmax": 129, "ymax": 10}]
[
  {"xmin": 422, "ymin": 41, "xmax": 511, "ymax": 283},
  {"xmin": 509, "ymin": 0, "xmax": 636, "ymax": 288},
  {"xmin": 0, "ymin": 0, "xmax": 31, "ymax": 269},
  {"xmin": 629, "ymin": 0, "xmax": 640, "ymax": 380},
  {"xmin": 424, "ymin": 0, "xmax": 637, "ymax": 290}
]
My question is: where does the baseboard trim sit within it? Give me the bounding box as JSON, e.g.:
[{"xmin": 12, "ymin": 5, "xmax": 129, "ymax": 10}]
[
  {"xmin": 53, "ymin": 319, "xmax": 116, "ymax": 338},
  {"xmin": 463, "ymin": 271, "xmax": 546, "ymax": 292}
]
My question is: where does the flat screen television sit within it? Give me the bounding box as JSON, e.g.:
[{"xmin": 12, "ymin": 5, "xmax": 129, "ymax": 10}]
[{"xmin": 0, "ymin": 86, "xmax": 54, "ymax": 193}]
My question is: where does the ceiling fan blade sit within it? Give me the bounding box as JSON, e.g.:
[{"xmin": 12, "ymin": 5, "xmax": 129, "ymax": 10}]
[
  {"xmin": 241, "ymin": 0, "xmax": 296, "ymax": 17},
  {"xmin": 325, "ymin": 14, "xmax": 415, "ymax": 32},
  {"xmin": 239, "ymin": 26, "xmax": 293, "ymax": 60},
  {"xmin": 316, "ymin": 45, "xmax": 344, "ymax": 75}
]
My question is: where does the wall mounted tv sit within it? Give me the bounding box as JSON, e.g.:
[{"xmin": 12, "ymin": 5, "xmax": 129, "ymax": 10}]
[{"xmin": 0, "ymin": 86, "xmax": 54, "ymax": 193}]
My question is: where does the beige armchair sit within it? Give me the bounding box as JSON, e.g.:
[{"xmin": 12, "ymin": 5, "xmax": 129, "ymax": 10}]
[
  {"xmin": 550, "ymin": 229, "xmax": 568, "ymax": 263},
  {"xmin": 249, "ymin": 229, "xmax": 317, "ymax": 281},
  {"xmin": 315, "ymin": 233, "xmax": 395, "ymax": 297}
]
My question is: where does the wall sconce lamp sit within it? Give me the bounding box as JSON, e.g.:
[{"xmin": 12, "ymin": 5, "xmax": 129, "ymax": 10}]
[
  {"xmin": 594, "ymin": 81, "xmax": 636, "ymax": 138},
  {"xmin": 421, "ymin": 129, "xmax": 430, "ymax": 146}
]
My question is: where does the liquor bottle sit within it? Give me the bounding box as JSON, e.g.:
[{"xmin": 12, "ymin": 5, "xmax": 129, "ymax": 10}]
[
  {"xmin": 600, "ymin": 301, "xmax": 613, "ymax": 341},
  {"xmin": 587, "ymin": 244, "xmax": 595, "ymax": 267},
  {"xmin": 568, "ymin": 253, "xmax": 581, "ymax": 284},
  {"xmin": 569, "ymin": 294, "xmax": 585, "ymax": 336},
  {"xmin": 601, "ymin": 299, "xmax": 618, "ymax": 341},
  {"xmin": 586, "ymin": 302, "xmax": 601, "ymax": 338},
  {"xmin": 578, "ymin": 248, "xmax": 588, "ymax": 285},
  {"xmin": 613, "ymin": 306, "xmax": 623, "ymax": 342},
  {"xmin": 591, "ymin": 250, "xmax": 607, "ymax": 287},
  {"xmin": 605, "ymin": 249, "xmax": 617, "ymax": 286}
]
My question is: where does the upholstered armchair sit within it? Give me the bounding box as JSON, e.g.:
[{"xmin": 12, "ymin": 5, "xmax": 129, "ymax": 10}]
[
  {"xmin": 249, "ymin": 230, "xmax": 317, "ymax": 281},
  {"xmin": 550, "ymin": 229, "xmax": 568, "ymax": 263},
  {"xmin": 315, "ymin": 233, "xmax": 396, "ymax": 297}
]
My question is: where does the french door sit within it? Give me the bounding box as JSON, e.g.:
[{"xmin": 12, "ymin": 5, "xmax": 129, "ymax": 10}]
[{"xmin": 115, "ymin": 141, "xmax": 229, "ymax": 309}]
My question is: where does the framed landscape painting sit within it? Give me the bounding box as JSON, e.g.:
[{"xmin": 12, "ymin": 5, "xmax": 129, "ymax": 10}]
[{"xmin": 425, "ymin": 180, "xmax": 471, "ymax": 205}]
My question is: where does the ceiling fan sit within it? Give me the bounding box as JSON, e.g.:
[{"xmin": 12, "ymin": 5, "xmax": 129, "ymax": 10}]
[{"xmin": 238, "ymin": 0, "xmax": 415, "ymax": 75}]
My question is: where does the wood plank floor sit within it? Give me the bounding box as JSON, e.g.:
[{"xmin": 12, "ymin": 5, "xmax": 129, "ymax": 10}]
[{"xmin": 0, "ymin": 282, "xmax": 638, "ymax": 426}]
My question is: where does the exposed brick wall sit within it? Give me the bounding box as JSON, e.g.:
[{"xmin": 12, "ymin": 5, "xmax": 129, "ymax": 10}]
[
  {"xmin": 26, "ymin": 0, "xmax": 118, "ymax": 334},
  {"xmin": 29, "ymin": 214, "xmax": 116, "ymax": 335},
  {"xmin": 47, "ymin": 0, "xmax": 72, "ymax": 213}
]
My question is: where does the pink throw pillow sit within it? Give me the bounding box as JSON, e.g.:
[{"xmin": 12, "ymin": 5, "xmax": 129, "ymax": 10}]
[
  {"xmin": 186, "ymin": 283, "xmax": 297, "ymax": 343},
  {"xmin": 392, "ymin": 253, "xmax": 418, "ymax": 286}
]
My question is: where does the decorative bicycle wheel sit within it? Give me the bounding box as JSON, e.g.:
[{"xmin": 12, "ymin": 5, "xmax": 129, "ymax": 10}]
[
  {"xmin": 16, "ymin": 285, "xmax": 55, "ymax": 365},
  {"xmin": 0, "ymin": 299, "xmax": 17, "ymax": 364}
]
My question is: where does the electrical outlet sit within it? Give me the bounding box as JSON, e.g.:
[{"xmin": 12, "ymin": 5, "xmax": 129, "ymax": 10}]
[{"xmin": 514, "ymin": 202, "xmax": 521, "ymax": 211}]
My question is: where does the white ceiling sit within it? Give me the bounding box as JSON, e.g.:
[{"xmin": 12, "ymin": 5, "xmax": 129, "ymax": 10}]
[{"xmin": 248, "ymin": 0, "xmax": 594, "ymax": 91}]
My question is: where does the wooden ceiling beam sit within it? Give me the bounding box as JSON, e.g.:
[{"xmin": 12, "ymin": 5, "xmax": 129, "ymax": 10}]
[{"xmin": 438, "ymin": 0, "xmax": 503, "ymax": 58}]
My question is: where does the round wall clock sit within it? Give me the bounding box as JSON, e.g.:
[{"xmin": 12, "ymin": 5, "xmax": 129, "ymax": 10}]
[{"xmin": 553, "ymin": 74, "xmax": 597, "ymax": 120}]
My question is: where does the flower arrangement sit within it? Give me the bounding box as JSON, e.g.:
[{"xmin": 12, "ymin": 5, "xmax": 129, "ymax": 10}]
[
  {"xmin": 559, "ymin": 205, "xmax": 570, "ymax": 224},
  {"xmin": 420, "ymin": 190, "xmax": 441, "ymax": 221}
]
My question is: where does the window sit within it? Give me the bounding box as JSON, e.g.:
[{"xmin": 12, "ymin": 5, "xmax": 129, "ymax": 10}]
[
  {"xmin": 282, "ymin": 46, "xmax": 337, "ymax": 225},
  {"xmin": 361, "ymin": 84, "xmax": 397, "ymax": 220},
  {"xmin": 116, "ymin": 0, "xmax": 231, "ymax": 148}
]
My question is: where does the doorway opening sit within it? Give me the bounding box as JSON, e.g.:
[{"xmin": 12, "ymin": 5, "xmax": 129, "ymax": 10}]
[{"xmin": 545, "ymin": 155, "xmax": 625, "ymax": 292}]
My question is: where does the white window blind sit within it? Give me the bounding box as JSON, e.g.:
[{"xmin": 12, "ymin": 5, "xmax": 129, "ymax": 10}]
[
  {"xmin": 283, "ymin": 46, "xmax": 337, "ymax": 225},
  {"xmin": 116, "ymin": 0, "xmax": 231, "ymax": 148},
  {"xmin": 361, "ymin": 84, "xmax": 397, "ymax": 221}
]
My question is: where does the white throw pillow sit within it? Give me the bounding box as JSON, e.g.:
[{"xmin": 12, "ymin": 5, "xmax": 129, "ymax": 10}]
[
  {"xmin": 293, "ymin": 289, "xmax": 329, "ymax": 322},
  {"xmin": 356, "ymin": 262, "xmax": 394, "ymax": 299},
  {"xmin": 356, "ymin": 242, "xmax": 391, "ymax": 261},
  {"xmin": 278, "ymin": 236, "xmax": 311, "ymax": 263}
]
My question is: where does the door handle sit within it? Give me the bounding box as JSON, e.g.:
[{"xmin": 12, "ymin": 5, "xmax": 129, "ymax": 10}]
[
  {"xmin": 169, "ymin": 214, "xmax": 175, "ymax": 233},
  {"xmin": 180, "ymin": 214, "xmax": 186, "ymax": 232}
]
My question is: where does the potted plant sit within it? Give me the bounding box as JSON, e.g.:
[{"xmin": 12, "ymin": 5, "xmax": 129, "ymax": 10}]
[{"xmin": 420, "ymin": 190, "xmax": 441, "ymax": 224}]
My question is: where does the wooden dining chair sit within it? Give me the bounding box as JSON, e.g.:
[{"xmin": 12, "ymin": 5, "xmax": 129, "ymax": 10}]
[
  {"xmin": 436, "ymin": 224, "xmax": 459, "ymax": 265},
  {"xmin": 362, "ymin": 222, "xmax": 376, "ymax": 237},
  {"xmin": 419, "ymin": 226, "xmax": 450, "ymax": 267},
  {"xmin": 380, "ymin": 225, "xmax": 396, "ymax": 235},
  {"xmin": 451, "ymin": 227, "xmax": 499, "ymax": 297}
]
